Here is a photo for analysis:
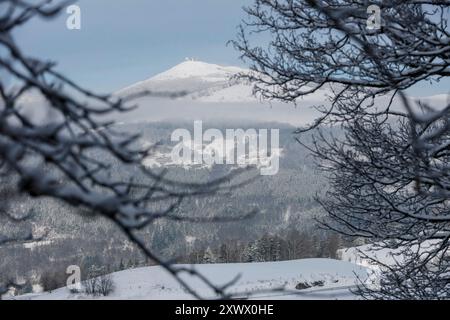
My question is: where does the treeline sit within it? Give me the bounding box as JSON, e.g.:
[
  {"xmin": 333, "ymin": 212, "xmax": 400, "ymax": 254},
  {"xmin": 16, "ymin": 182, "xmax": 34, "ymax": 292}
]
[{"xmin": 185, "ymin": 228, "xmax": 351, "ymax": 264}]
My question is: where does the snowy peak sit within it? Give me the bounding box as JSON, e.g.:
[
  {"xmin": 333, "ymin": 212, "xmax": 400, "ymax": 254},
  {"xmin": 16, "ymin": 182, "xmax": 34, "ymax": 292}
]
[
  {"xmin": 116, "ymin": 60, "xmax": 254, "ymax": 102},
  {"xmin": 150, "ymin": 60, "xmax": 246, "ymax": 81},
  {"xmin": 116, "ymin": 60, "xmax": 322, "ymax": 105}
]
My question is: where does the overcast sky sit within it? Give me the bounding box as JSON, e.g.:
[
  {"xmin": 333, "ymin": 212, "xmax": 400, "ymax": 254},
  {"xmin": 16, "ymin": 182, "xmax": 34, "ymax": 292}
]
[{"xmin": 12, "ymin": 0, "xmax": 449, "ymax": 96}]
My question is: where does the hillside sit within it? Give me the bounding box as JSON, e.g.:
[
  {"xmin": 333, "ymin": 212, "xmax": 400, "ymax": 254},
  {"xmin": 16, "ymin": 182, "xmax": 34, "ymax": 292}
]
[{"xmin": 14, "ymin": 258, "xmax": 369, "ymax": 300}]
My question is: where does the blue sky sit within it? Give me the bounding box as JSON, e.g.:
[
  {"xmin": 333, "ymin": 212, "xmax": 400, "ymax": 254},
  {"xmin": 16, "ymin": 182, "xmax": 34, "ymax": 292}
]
[
  {"xmin": 13, "ymin": 0, "xmax": 254, "ymax": 93},
  {"xmin": 12, "ymin": 0, "xmax": 449, "ymax": 96}
]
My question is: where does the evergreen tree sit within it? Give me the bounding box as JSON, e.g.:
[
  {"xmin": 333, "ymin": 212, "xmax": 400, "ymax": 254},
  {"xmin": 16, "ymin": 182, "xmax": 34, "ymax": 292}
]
[
  {"xmin": 243, "ymin": 242, "xmax": 262, "ymax": 263},
  {"xmin": 202, "ymin": 247, "xmax": 217, "ymax": 264},
  {"xmin": 219, "ymin": 244, "xmax": 228, "ymax": 263},
  {"xmin": 269, "ymin": 236, "xmax": 282, "ymax": 261}
]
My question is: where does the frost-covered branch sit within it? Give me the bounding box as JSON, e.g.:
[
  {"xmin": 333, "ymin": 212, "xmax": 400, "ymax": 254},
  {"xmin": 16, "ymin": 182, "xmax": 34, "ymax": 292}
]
[{"xmin": 235, "ymin": 0, "xmax": 450, "ymax": 299}]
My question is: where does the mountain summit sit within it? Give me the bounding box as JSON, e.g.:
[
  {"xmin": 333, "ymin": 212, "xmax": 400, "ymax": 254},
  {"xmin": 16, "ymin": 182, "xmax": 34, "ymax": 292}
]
[
  {"xmin": 111, "ymin": 60, "xmax": 442, "ymax": 126},
  {"xmin": 150, "ymin": 60, "xmax": 246, "ymax": 81},
  {"xmin": 117, "ymin": 60, "xmax": 252, "ymax": 102},
  {"xmin": 112, "ymin": 60, "xmax": 330, "ymax": 125}
]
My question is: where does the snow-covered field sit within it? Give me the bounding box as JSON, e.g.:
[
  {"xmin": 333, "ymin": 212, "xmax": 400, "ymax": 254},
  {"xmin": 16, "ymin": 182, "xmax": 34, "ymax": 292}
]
[{"xmin": 13, "ymin": 259, "xmax": 369, "ymax": 300}]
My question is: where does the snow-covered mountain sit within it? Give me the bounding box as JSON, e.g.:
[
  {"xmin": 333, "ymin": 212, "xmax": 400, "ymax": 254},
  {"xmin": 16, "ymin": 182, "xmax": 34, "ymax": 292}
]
[
  {"xmin": 117, "ymin": 60, "xmax": 259, "ymax": 103},
  {"xmin": 151, "ymin": 60, "xmax": 245, "ymax": 81},
  {"xmin": 17, "ymin": 60, "xmax": 448, "ymax": 126},
  {"xmin": 112, "ymin": 60, "xmax": 328, "ymax": 125},
  {"xmin": 115, "ymin": 60, "xmax": 449, "ymax": 126}
]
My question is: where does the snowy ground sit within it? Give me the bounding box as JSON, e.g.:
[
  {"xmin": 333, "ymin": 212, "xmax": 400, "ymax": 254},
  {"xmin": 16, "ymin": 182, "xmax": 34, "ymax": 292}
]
[
  {"xmin": 14, "ymin": 259, "xmax": 369, "ymax": 300},
  {"xmin": 338, "ymin": 240, "xmax": 440, "ymax": 268}
]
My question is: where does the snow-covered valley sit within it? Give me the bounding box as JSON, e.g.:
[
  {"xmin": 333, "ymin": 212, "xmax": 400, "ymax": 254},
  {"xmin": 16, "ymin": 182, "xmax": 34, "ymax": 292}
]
[{"xmin": 14, "ymin": 258, "xmax": 369, "ymax": 300}]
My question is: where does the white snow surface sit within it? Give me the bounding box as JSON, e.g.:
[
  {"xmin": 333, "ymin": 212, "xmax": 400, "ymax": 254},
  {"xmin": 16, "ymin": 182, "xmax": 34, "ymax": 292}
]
[
  {"xmin": 117, "ymin": 60, "xmax": 332, "ymax": 105},
  {"xmin": 338, "ymin": 240, "xmax": 441, "ymax": 268},
  {"xmin": 150, "ymin": 60, "xmax": 246, "ymax": 82},
  {"xmin": 14, "ymin": 259, "xmax": 369, "ymax": 300}
]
